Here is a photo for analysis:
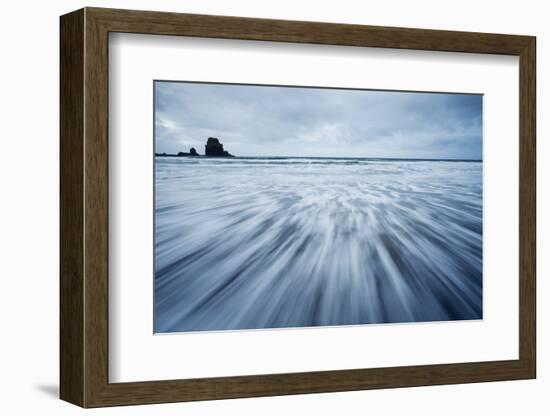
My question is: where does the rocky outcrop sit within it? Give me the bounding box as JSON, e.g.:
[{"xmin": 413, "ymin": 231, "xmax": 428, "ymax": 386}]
[
  {"xmin": 157, "ymin": 139, "xmax": 234, "ymax": 158},
  {"xmin": 176, "ymin": 147, "xmax": 199, "ymax": 157},
  {"xmin": 205, "ymin": 137, "xmax": 233, "ymax": 157}
]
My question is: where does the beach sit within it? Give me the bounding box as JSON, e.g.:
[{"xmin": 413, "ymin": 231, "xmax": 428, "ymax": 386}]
[{"xmin": 154, "ymin": 156, "xmax": 483, "ymax": 333}]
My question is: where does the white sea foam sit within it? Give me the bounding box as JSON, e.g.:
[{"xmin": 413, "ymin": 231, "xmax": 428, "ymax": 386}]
[{"xmin": 154, "ymin": 157, "xmax": 482, "ymax": 332}]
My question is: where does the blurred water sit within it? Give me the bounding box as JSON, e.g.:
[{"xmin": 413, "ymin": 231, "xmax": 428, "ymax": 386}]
[{"xmin": 154, "ymin": 157, "xmax": 482, "ymax": 333}]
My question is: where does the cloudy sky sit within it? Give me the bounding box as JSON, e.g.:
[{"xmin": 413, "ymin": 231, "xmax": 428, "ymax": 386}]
[{"xmin": 154, "ymin": 81, "xmax": 482, "ymax": 159}]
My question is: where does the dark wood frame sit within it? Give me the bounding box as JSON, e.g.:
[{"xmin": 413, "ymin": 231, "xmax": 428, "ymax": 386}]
[{"xmin": 60, "ymin": 7, "xmax": 536, "ymax": 408}]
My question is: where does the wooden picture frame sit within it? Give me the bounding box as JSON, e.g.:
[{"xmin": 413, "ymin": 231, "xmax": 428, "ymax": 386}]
[{"xmin": 60, "ymin": 7, "xmax": 536, "ymax": 408}]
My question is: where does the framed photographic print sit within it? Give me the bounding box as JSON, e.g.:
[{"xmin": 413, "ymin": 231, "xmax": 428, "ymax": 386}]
[{"xmin": 60, "ymin": 7, "xmax": 536, "ymax": 408}]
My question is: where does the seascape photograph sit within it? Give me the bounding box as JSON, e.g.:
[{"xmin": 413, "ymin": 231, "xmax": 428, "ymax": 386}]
[{"xmin": 154, "ymin": 81, "xmax": 483, "ymax": 333}]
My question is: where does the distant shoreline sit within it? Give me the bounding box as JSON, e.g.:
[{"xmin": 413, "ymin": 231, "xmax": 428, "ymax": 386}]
[{"xmin": 154, "ymin": 154, "xmax": 482, "ymax": 163}]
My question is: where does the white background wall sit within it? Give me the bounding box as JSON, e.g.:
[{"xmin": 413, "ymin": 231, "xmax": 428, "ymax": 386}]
[{"xmin": 0, "ymin": 0, "xmax": 546, "ymax": 414}]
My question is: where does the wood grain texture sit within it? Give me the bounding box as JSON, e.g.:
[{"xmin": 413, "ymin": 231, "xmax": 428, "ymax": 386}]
[
  {"xmin": 59, "ymin": 8, "xmax": 84, "ymax": 407},
  {"xmin": 83, "ymin": 11, "xmax": 110, "ymax": 406},
  {"xmin": 518, "ymin": 38, "xmax": 536, "ymax": 375},
  {"xmin": 89, "ymin": 7, "xmax": 532, "ymax": 54},
  {"xmin": 59, "ymin": 7, "xmax": 537, "ymax": 408}
]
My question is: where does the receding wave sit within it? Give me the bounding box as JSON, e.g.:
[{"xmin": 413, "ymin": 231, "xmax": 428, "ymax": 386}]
[{"xmin": 154, "ymin": 157, "xmax": 482, "ymax": 333}]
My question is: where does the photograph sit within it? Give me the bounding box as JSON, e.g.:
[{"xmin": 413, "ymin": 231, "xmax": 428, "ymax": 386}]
[{"xmin": 153, "ymin": 81, "xmax": 483, "ymax": 333}]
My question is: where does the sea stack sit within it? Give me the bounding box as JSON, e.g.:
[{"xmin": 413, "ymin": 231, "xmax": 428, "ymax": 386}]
[
  {"xmin": 205, "ymin": 137, "xmax": 233, "ymax": 157},
  {"xmin": 189, "ymin": 147, "xmax": 198, "ymax": 156}
]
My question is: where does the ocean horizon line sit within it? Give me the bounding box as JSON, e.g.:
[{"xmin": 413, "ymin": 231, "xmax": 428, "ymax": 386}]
[{"xmin": 155, "ymin": 154, "xmax": 482, "ymax": 162}]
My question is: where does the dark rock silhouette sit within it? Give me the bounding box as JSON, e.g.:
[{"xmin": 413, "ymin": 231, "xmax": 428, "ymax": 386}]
[
  {"xmin": 205, "ymin": 137, "xmax": 233, "ymax": 157},
  {"xmin": 156, "ymin": 139, "xmax": 234, "ymax": 158},
  {"xmin": 176, "ymin": 147, "xmax": 200, "ymax": 157}
]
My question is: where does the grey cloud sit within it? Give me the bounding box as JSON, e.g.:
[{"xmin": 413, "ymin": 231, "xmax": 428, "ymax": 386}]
[{"xmin": 155, "ymin": 81, "xmax": 482, "ymax": 159}]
